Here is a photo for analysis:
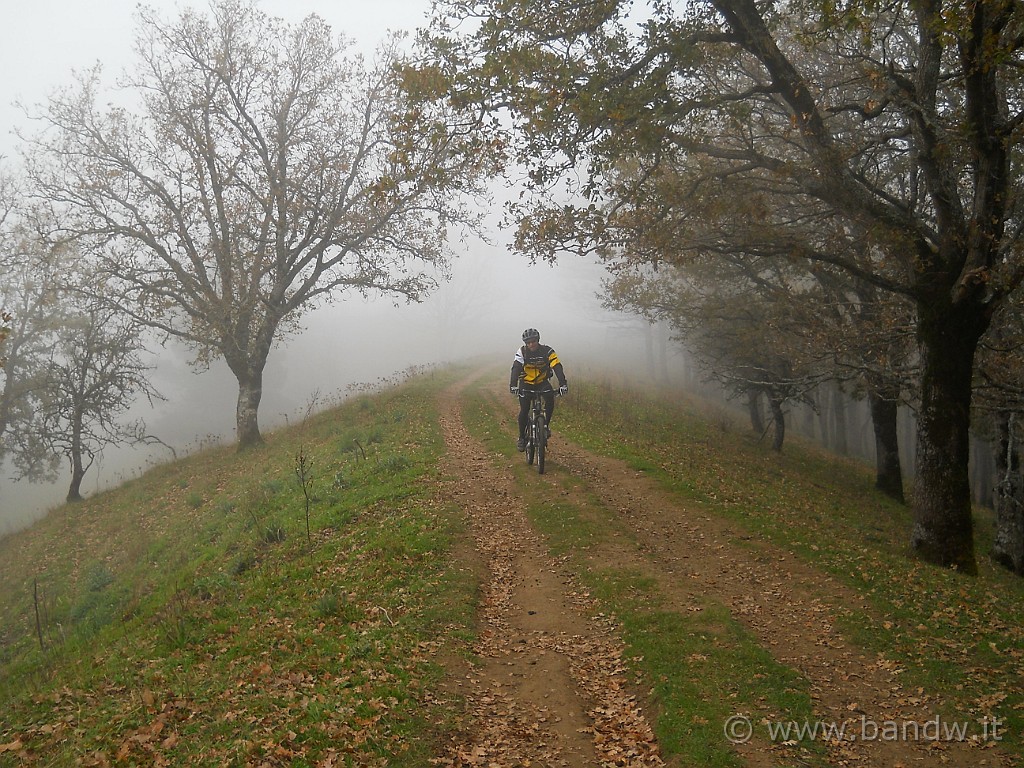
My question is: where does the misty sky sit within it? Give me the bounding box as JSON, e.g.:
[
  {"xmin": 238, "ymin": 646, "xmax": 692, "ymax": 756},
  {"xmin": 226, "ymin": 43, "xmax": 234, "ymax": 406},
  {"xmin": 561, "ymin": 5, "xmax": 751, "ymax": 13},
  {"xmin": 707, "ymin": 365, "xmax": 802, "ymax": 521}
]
[
  {"xmin": 0, "ymin": 0, "xmax": 439, "ymax": 153},
  {"xmin": 0, "ymin": 0, "xmax": 650, "ymax": 530}
]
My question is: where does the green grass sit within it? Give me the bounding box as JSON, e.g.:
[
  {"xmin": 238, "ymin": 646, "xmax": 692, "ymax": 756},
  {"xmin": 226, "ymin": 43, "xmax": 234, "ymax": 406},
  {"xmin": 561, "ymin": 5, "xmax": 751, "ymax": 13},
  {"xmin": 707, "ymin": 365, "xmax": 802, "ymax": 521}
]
[
  {"xmin": 0, "ymin": 370, "xmax": 478, "ymax": 767},
  {"xmin": 559, "ymin": 375, "xmax": 1024, "ymax": 757}
]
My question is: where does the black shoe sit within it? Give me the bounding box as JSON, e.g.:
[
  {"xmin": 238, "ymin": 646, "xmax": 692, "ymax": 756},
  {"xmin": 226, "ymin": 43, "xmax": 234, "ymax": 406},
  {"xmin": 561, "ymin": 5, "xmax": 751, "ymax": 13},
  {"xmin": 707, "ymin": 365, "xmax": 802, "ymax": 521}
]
[{"xmin": 516, "ymin": 438, "xmax": 526, "ymax": 452}]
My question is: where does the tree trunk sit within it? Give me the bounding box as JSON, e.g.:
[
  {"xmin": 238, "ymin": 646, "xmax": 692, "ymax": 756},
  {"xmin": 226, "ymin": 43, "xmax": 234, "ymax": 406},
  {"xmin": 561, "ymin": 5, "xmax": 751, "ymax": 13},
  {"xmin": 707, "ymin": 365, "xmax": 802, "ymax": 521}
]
[
  {"xmin": 747, "ymin": 387, "xmax": 765, "ymax": 434},
  {"xmin": 657, "ymin": 322, "xmax": 671, "ymax": 385},
  {"xmin": 867, "ymin": 382, "xmax": 905, "ymax": 504},
  {"xmin": 767, "ymin": 391, "xmax": 785, "ymax": 452},
  {"xmin": 992, "ymin": 412, "xmax": 1024, "ymax": 575},
  {"xmin": 911, "ymin": 312, "xmax": 986, "ymax": 574},
  {"xmin": 831, "ymin": 386, "xmax": 849, "ymax": 455},
  {"xmin": 66, "ymin": 413, "xmax": 85, "ymax": 502},
  {"xmin": 970, "ymin": 433, "xmax": 994, "ymax": 508},
  {"xmin": 66, "ymin": 461, "xmax": 86, "ymax": 502},
  {"xmin": 235, "ymin": 367, "xmax": 265, "ymax": 448},
  {"xmin": 815, "ymin": 387, "xmax": 830, "ymax": 447}
]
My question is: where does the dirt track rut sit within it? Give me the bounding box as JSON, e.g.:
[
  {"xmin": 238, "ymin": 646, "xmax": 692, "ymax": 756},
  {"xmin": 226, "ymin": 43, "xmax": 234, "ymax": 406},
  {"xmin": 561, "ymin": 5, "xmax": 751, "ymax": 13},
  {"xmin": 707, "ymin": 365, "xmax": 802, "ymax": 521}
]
[{"xmin": 434, "ymin": 380, "xmax": 663, "ymax": 767}]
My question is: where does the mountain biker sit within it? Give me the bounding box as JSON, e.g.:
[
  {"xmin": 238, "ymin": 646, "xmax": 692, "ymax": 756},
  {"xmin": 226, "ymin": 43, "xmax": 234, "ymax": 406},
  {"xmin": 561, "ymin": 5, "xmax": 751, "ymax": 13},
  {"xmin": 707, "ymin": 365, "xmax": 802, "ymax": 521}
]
[{"xmin": 510, "ymin": 328, "xmax": 568, "ymax": 452}]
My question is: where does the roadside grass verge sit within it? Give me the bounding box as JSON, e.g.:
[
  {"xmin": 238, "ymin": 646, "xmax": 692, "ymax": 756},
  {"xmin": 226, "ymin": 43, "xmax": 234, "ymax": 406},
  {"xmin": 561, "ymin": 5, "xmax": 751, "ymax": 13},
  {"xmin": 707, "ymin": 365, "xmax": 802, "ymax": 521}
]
[
  {"xmin": 0, "ymin": 370, "xmax": 477, "ymax": 767},
  {"xmin": 553, "ymin": 375, "xmax": 1024, "ymax": 757},
  {"xmin": 460, "ymin": 377, "xmax": 829, "ymax": 767}
]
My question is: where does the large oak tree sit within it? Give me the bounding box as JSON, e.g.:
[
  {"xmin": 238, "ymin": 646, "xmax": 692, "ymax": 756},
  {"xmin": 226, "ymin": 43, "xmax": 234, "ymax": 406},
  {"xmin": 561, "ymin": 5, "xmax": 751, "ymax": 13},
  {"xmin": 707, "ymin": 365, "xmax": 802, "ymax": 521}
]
[{"xmin": 25, "ymin": 0, "xmax": 497, "ymax": 447}]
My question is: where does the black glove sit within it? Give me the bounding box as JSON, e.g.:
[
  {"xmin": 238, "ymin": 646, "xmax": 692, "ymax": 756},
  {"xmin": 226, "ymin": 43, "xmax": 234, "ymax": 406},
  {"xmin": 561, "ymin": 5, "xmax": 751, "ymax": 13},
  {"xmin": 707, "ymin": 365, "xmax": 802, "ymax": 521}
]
[
  {"xmin": 558, "ymin": 383, "xmax": 568, "ymax": 396},
  {"xmin": 510, "ymin": 385, "xmax": 519, "ymax": 396}
]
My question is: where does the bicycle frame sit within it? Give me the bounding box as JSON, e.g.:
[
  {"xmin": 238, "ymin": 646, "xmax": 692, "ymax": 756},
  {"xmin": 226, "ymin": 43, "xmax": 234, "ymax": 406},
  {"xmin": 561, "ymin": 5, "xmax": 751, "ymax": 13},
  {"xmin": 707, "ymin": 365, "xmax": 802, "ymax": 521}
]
[{"xmin": 519, "ymin": 385, "xmax": 555, "ymax": 474}]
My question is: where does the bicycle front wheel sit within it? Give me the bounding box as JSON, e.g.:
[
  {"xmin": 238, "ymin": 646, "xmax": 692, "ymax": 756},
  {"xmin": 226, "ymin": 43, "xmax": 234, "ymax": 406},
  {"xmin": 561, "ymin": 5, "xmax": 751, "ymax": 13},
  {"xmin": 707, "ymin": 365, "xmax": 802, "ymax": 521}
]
[{"xmin": 536, "ymin": 415, "xmax": 546, "ymax": 474}]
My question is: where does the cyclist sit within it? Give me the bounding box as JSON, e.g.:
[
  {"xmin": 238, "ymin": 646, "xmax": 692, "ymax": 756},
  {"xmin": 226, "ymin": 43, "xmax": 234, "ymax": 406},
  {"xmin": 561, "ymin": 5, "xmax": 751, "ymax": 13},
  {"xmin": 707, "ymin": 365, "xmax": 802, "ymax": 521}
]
[{"xmin": 510, "ymin": 328, "xmax": 568, "ymax": 452}]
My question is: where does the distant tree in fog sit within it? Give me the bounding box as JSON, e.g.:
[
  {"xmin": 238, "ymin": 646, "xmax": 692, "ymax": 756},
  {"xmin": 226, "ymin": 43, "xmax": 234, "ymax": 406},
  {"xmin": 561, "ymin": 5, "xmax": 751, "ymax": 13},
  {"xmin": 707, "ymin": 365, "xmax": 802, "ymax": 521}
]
[
  {"xmin": 0, "ymin": 311, "xmax": 10, "ymax": 364},
  {"xmin": 0, "ymin": 287, "xmax": 61, "ymax": 485},
  {"xmin": 35, "ymin": 302, "xmax": 163, "ymax": 502},
  {"xmin": 24, "ymin": 0, "xmax": 496, "ymax": 448},
  {"xmin": 0, "ymin": 169, "xmax": 19, "ymax": 365},
  {"xmin": 606, "ymin": 252, "xmax": 916, "ymax": 496},
  {"xmin": 604, "ymin": 256, "xmax": 830, "ymax": 452},
  {"xmin": 1, "ymin": 223, "xmax": 162, "ymax": 502}
]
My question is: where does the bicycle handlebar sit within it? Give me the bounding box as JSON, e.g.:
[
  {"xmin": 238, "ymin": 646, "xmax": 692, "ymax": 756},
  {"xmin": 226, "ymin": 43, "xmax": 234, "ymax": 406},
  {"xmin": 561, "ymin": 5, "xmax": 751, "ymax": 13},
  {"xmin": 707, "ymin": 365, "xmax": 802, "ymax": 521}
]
[{"xmin": 513, "ymin": 386, "xmax": 562, "ymax": 397}]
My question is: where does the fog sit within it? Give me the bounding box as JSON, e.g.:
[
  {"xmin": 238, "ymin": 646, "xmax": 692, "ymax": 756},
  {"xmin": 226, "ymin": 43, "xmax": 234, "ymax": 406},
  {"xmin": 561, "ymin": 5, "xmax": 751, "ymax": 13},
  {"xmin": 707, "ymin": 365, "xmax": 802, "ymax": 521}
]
[{"xmin": 0, "ymin": 229, "xmax": 665, "ymax": 534}]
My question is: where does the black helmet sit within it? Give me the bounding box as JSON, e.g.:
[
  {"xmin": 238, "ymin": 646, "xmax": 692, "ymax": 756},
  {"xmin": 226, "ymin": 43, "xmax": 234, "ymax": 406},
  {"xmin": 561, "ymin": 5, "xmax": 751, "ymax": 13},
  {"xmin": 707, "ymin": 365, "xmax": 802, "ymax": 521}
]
[{"xmin": 522, "ymin": 328, "xmax": 540, "ymax": 343}]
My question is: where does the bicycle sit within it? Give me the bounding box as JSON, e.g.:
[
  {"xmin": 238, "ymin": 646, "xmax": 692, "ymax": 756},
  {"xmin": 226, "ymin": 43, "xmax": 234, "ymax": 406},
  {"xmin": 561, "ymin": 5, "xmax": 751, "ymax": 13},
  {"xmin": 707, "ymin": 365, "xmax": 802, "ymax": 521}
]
[{"xmin": 518, "ymin": 384, "xmax": 559, "ymax": 474}]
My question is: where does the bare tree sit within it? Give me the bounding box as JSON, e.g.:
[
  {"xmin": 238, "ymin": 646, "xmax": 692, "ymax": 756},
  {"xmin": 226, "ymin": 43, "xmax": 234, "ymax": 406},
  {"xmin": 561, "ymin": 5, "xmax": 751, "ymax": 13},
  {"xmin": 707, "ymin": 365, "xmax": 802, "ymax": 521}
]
[
  {"xmin": 38, "ymin": 303, "xmax": 164, "ymax": 502},
  {"xmin": 24, "ymin": 0, "xmax": 495, "ymax": 447},
  {"xmin": 1, "ymin": 220, "xmax": 162, "ymax": 502}
]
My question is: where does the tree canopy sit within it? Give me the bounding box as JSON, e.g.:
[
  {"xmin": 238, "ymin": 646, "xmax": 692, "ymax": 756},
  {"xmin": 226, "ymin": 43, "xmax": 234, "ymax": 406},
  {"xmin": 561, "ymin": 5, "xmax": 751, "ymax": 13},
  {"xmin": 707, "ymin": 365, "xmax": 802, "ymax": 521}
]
[{"xmin": 425, "ymin": 0, "xmax": 1024, "ymax": 572}]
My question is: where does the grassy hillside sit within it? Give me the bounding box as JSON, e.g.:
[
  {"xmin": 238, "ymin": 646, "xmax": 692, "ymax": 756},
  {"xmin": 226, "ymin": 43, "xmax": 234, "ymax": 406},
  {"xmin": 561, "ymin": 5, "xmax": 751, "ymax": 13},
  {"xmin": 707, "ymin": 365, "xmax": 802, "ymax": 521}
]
[
  {"xmin": 1, "ymin": 365, "xmax": 1022, "ymax": 766},
  {"xmin": 0, "ymin": 367, "xmax": 478, "ymax": 766}
]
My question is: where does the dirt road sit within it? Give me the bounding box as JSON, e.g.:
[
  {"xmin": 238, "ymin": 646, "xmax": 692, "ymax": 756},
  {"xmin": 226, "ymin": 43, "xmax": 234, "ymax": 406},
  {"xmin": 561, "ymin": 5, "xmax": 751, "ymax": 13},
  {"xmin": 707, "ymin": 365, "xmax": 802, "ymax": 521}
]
[{"xmin": 432, "ymin": 376, "xmax": 1011, "ymax": 768}]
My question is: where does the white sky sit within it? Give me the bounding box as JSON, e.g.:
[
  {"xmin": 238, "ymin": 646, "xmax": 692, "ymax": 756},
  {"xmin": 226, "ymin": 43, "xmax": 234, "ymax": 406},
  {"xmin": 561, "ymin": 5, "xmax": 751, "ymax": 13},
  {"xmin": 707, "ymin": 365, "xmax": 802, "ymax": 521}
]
[{"xmin": 0, "ymin": 0, "xmax": 434, "ymax": 152}]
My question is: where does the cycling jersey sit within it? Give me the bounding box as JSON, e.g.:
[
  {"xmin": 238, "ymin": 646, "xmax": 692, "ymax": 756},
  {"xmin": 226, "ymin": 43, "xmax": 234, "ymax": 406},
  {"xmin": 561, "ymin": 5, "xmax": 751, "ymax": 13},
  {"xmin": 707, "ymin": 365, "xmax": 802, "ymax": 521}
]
[{"xmin": 510, "ymin": 343, "xmax": 566, "ymax": 388}]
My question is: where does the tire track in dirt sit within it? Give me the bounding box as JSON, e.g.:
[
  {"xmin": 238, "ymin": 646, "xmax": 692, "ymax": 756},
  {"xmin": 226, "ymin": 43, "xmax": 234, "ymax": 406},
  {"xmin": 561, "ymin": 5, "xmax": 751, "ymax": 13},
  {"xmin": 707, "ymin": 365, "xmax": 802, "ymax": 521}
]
[
  {"xmin": 433, "ymin": 379, "xmax": 664, "ymax": 767},
  {"xmin": 548, "ymin": 438, "xmax": 1014, "ymax": 768}
]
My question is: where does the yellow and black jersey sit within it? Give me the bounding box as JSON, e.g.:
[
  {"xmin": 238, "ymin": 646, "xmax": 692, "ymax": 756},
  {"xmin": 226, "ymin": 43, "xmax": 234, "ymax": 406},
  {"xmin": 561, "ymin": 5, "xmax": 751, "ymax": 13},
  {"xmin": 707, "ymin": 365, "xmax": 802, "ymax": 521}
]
[{"xmin": 510, "ymin": 344, "xmax": 566, "ymax": 387}]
